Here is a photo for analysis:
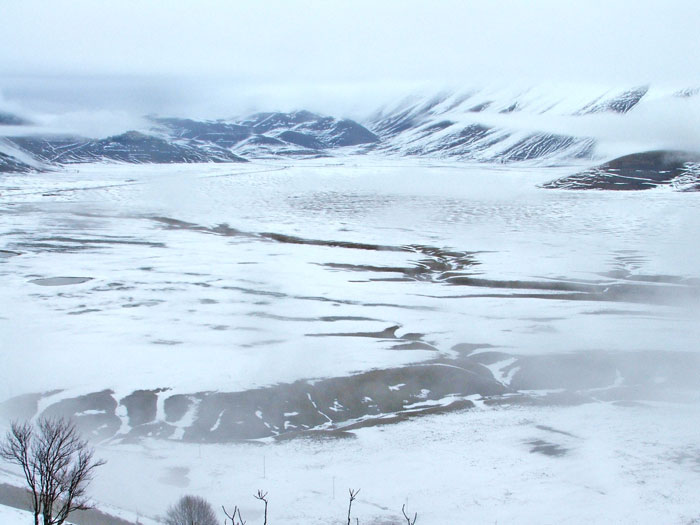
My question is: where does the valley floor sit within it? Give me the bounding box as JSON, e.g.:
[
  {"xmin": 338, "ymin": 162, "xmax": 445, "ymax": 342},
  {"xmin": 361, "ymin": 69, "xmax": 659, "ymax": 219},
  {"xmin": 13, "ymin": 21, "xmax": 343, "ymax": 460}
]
[{"xmin": 1, "ymin": 158, "xmax": 699, "ymax": 523}]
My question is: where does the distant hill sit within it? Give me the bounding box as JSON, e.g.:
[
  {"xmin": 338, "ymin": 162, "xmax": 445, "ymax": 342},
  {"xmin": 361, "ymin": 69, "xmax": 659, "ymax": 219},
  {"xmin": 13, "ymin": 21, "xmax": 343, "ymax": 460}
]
[
  {"xmin": 152, "ymin": 110, "xmax": 379, "ymax": 158},
  {"xmin": 0, "ymin": 111, "xmax": 379, "ymax": 170},
  {"xmin": 362, "ymin": 85, "xmax": 659, "ymax": 163},
  {"xmin": 0, "ymin": 151, "xmax": 35, "ymax": 173},
  {"xmin": 9, "ymin": 131, "xmax": 246, "ymax": 165},
  {"xmin": 0, "ymin": 84, "xmax": 698, "ymax": 188},
  {"xmin": 541, "ymin": 151, "xmax": 700, "ymax": 191}
]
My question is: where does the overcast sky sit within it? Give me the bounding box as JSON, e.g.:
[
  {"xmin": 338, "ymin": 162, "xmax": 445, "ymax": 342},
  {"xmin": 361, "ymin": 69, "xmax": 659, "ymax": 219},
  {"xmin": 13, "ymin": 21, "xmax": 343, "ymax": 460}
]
[{"xmin": 1, "ymin": 0, "xmax": 699, "ymax": 119}]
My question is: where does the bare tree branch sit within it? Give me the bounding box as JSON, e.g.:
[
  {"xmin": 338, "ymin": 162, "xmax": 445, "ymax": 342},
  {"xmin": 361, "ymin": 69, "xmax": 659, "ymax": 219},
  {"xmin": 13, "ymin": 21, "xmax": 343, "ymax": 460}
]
[
  {"xmin": 0, "ymin": 417, "xmax": 105, "ymax": 525},
  {"xmin": 222, "ymin": 504, "xmax": 246, "ymax": 525},
  {"xmin": 254, "ymin": 490, "xmax": 268, "ymax": 525},
  {"xmin": 347, "ymin": 488, "xmax": 360, "ymax": 525},
  {"xmin": 401, "ymin": 503, "xmax": 418, "ymax": 525}
]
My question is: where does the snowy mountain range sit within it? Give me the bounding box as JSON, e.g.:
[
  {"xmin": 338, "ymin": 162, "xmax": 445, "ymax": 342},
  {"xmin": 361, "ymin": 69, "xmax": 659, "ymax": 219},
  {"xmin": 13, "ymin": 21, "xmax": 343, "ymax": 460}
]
[
  {"xmin": 1, "ymin": 84, "xmax": 699, "ymax": 190},
  {"xmin": 0, "ymin": 110, "xmax": 380, "ymax": 172}
]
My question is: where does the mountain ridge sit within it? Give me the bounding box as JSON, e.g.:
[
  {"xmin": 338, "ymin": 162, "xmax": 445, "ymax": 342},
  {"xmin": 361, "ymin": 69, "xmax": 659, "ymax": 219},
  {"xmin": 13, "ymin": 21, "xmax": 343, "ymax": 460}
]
[{"xmin": 0, "ymin": 84, "xmax": 698, "ymax": 185}]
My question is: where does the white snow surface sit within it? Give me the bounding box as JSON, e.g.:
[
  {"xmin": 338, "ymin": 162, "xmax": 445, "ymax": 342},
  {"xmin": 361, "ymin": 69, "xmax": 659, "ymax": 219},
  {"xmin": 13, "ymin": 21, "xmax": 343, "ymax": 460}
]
[
  {"xmin": 1, "ymin": 158, "xmax": 700, "ymax": 523},
  {"xmin": 0, "ymin": 504, "xmax": 41, "ymax": 525},
  {"xmin": 84, "ymin": 402, "xmax": 700, "ymax": 524},
  {"xmin": 2, "ymin": 160, "xmax": 700, "ymax": 398}
]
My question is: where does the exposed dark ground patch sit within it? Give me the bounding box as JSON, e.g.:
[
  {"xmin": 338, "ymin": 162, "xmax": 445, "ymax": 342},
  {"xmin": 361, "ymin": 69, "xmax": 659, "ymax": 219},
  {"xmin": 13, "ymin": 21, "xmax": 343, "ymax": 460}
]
[
  {"xmin": 223, "ymin": 284, "xmax": 437, "ymax": 311},
  {"xmin": 0, "ymin": 483, "xmax": 139, "ymax": 525},
  {"xmin": 3, "ymin": 350, "xmax": 698, "ymax": 444},
  {"xmin": 419, "ymin": 279, "xmax": 700, "ymax": 305},
  {"xmin": 526, "ymin": 439, "xmax": 569, "ymax": 457},
  {"xmin": 152, "ymin": 339, "xmax": 183, "ymax": 345},
  {"xmin": 535, "ymin": 425, "xmax": 579, "ymax": 438},
  {"xmin": 248, "ymin": 312, "xmax": 381, "ymax": 323},
  {"xmin": 306, "ymin": 324, "xmax": 402, "ymax": 339},
  {"xmin": 6, "ymin": 234, "xmax": 165, "ymax": 256},
  {"xmin": 151, "ymin": 216, "xmax": 482, "ymax": 284},
  {"xmin": 151, "ymin": 216, "xmax": 700, "ymax": 306},
  {"xmin": 68, "ymin": 308, "xmax": 102, "ymax": 315},
  {"xmin": 37, "ymin": 236, "xmax": 165, "ymax": 248},
  {"xmin": 668, "ymin": 448, "xmax": 700, "ymax": 472},
  {"xmin": 0, "ymin": 391, "xmax": 61, "ymax": 421},
  {"xmin": 40, "ymin": 390, "xmax": 121, "ymax": 441},
  {"xmin": 121, "ymin": 389, "xmax": 167, "ymax": 426},
  {"xmin": 29, "ymin": 276, "xmax": 93, "ymax": 286}
]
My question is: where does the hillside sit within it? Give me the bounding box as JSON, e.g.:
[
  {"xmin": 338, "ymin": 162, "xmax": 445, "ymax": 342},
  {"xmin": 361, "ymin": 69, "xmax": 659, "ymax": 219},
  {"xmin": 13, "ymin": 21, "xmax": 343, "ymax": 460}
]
[{"xmin": 542, "ymin": 150, "xmax": 700, "ymax": 190}]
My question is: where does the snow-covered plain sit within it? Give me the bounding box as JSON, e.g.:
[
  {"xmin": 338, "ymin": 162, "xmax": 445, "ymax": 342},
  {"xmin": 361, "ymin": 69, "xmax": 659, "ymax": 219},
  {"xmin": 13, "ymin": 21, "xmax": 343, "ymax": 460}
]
[
  {"xmin": 0, "ymin": 504, "xmax": 39, "ymax": 525},
  {"xmin": 90, "ymin": 401, "xmax": 700, "ymax": 524},
  {"xmin": 1, "ymin": 158, "xmax": 700, "ymax": 523}
]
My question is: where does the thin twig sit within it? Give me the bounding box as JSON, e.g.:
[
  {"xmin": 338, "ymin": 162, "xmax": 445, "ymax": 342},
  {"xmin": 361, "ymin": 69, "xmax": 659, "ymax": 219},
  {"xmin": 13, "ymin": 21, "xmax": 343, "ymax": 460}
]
[
  {"xmin": 347, "ymin": 488, "xmax": 360, "ymax": 525},
  {"xmin": 402, "ymin": 503, "xmax": 418, "ymax": 525},
  {"xmin": 254, "ymin": 490, "xmax": 268, "ymax": 525}
]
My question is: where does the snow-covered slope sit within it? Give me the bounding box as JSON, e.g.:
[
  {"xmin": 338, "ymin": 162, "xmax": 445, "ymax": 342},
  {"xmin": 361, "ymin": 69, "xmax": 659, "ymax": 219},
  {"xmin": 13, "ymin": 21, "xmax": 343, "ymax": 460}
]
[
  {"xmin": 362, "ymin": 84, "xmax": 700, "ymax": 166},
  {"xmin": 152, "ymin": 110, "xmax": 379, "ymax": 159},
  {"xmin": 0, "ymin": 113, "xmax": 46, "ymax": 172},
  {"xmin": 0, "ymin": 150, "xmax": 35, "ymax": 173},
  {"xmin": 7, "ymin": 131, "xmax": 247, "ymax": 165},
  {"xmin": 0, "ymin": 112, "xmax": 379, "ymax": 169},
  {"xmin": 542, "ymin": 150, "xmax": 700, "ymax": 191},
  {"xmin": 363, "ymin": 85, "xmax": 656, "ymax": 163}
]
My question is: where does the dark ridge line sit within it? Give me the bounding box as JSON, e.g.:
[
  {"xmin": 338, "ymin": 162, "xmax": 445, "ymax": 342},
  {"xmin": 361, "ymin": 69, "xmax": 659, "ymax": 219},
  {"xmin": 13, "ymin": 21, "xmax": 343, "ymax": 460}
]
[
  {"xmin": 36, "ymin": 236, "xmax": 166, "ymax": 248},
  {"xmin": 306, "ymin": 325, "xmax": 401, "ymax": 339},
  {"xmin": 248, "ymin": 312, "xmax": 382, "ymax": 323},
  {"xmin": 149, "ymin": 216, "xmax": 700, "ymax": 306},
  {"xmin": 150, "ymin": 215, "xmax": 480, "ymax": 260},
  {"xmin": 417, "ymin": 290, "xmax": 697, "ymax": 305},
  {"xmin": 223, "ymin": 285, "xmax": 437, "ymax": 310},
  {"xmin": 535, "ymin": 424, "xmax": 579, "ymax": 438}
]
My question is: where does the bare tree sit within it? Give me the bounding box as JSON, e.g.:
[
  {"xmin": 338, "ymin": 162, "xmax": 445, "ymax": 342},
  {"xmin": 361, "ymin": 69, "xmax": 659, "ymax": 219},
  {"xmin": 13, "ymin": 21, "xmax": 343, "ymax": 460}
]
[
  {"xmin": 165, "ymin": 495, "xmax": 218, "ymax": 525},
  {"xmin": 0, "ymin": 417, "xmax": 106, "ymax": 525},
  {"xmin": 254, "ymin": 490, "xmax": 268, "ymax": 525},
  {"xmin": 401, "ymin": 504, "xmax": 418, "ymax": 525},
  {"xmin": 347, "ymin": 488, "xmax": 360, "ymax": 525},
  {"xmin": 222, "ymin": 504, "xmax": 246, "ymax": 525}
]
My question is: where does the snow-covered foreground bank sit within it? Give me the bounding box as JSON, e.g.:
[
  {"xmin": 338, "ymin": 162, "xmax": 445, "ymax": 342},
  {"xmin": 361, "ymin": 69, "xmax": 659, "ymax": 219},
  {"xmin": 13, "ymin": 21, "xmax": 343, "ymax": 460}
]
[
  {"xmin": 4, "ymin": 400, "xmax": 698, "ymax": 524},
  {"xmin": 0, "ymin": 505, "xmax": 41, "ymax": 525},
  {"xmin": 1, "ymin": 159, "xmax": 700, "ymax": 522},
  {"xmin": 89, "ymin": 401, "xmax": 700, "ymax": 524}
]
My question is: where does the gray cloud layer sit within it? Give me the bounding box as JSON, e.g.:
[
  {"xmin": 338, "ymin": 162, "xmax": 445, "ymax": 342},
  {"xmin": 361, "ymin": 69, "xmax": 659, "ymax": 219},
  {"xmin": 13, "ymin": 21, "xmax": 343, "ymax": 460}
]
[
  {"xmin": 1, "ymin": 0, "xmax": 699, "ymax": 129},
  {"xmin": 3, "ymin": 0, "xmax": 699, "ymax": 84}
]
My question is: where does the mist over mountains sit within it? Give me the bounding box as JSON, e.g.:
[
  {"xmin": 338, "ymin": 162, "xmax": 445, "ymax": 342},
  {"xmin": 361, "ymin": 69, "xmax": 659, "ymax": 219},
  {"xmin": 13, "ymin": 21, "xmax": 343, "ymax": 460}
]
[{"xmin": 1, "ymin": 83, "xmax": 699, "ymax": 191}]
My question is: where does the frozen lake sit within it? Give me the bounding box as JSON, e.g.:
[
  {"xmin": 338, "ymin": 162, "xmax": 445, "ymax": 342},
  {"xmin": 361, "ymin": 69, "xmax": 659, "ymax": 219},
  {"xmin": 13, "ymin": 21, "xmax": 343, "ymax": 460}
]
[{"xmin": 1, "ymin": 159, "xmax": 700, "ymax": 523}]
